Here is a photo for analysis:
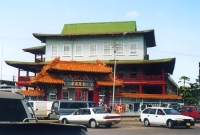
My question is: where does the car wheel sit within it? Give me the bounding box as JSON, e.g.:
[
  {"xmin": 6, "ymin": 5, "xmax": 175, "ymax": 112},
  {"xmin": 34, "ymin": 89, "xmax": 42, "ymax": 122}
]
[
  {"xmin": 105, "ymin": 124, "xmax": 112, "ymax": 128},
  {"xmin": 90, "ymin": 120, "xmax": 97, "ymax": 128},
  {"xmin": 167, "ymin": 120, "xmax": 173, "ymax": 129},
  {"xmin": 186, "ymin": 126, "xmax": 190, "ymax": 129},
  {"xmin": 144, "ymin": 119, "xmax": 150, "ymax": 127},
  {"xmin": 63, "ymin": 119, "xmax": 69, "ymax": 124}
]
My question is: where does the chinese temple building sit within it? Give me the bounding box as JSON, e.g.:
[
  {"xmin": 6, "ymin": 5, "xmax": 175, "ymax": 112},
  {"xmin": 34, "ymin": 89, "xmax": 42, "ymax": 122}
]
[{"xmin": 5, "ymin": 21, "xmax": 181, "ymax": 115}]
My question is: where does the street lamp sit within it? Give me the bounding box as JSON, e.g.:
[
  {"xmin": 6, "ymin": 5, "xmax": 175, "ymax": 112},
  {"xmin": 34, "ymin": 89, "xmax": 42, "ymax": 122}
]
[{"xmin": 111, "ymin": 32, "xmax": 127, "ymax": 114}]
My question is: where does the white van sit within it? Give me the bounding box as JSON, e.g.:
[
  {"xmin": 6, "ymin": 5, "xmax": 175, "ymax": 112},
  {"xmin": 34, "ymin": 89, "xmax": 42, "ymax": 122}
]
[{"xmin": 27, "ymin": 101, "xmax": 53, "ymax": 119}]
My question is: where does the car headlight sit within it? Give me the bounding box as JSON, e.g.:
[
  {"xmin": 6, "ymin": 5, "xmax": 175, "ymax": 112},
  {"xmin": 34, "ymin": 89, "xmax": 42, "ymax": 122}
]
[{"xmin": 175, "ymin": 118, "xmax": 184, "ymax": 121}]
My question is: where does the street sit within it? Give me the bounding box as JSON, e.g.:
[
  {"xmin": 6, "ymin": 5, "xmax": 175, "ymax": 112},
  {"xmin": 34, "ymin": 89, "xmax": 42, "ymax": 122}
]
[
  {"xmin": 88, "ymin": 120, "xmax": 200, "ymax": 135},
  {"xmin": 39, "ymin": 119, "xmax": 200, "ymax": 135}
]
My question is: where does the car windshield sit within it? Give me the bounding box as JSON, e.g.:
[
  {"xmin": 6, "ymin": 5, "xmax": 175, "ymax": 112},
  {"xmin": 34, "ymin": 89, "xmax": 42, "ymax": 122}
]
[
  {"xmin": 92, "ymin": 108, "xmax": 109, "ymax": 114},
  {"xmin": 163, "ymin": 109, "xmax": 181, "ymax": 115}
]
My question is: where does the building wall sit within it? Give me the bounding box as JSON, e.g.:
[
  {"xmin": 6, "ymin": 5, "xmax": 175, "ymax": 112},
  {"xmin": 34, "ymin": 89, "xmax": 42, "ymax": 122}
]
[{"xmin": 45, "ymin": 35, "xmax": 146, "ymax": 62}]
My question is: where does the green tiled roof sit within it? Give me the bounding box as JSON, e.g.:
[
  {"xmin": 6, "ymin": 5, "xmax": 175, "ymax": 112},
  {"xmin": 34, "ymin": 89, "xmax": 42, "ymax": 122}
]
[
  {"xmin": 23, "ymin": 45, "xmax": 45, "ymax": 50},
  {"xmin": 61, "ymin": 21, "xmax": 137, "ymax": 35}
]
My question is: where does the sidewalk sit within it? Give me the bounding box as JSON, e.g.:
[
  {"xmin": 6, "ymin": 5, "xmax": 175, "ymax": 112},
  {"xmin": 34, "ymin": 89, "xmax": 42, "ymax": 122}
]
[{"xmin": 121, "ymin": 116, "xmax": 140, "ymax": 121}]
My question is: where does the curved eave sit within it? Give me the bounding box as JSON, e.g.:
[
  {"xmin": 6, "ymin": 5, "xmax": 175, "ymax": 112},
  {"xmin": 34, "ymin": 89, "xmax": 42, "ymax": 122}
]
[
  {"xmin": 5, "ymin": 61, "xmax": 47, "ymax": 72},
  {"xmin": 48, "ymin": 68, "xmax": 111, "ymax": 74},
  {"xmin": 33, "ymin": 30, "xmax": 155, "ymax": 47},
  {"xmin": 22, "ymin": 90, "xmax": 45, "ymax": 96},
  {"xmin": 22, "ymin": 46, "xmax": 45, "ymax": 55}
]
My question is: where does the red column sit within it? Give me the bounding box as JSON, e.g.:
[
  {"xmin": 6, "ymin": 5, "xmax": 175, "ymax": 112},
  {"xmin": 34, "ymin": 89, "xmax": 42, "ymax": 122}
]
[
  {"xmin": 43, "ymin": 86, "xmax": 47, "ymax": 101},
  {"xmin": 162, "ymin": 85, "xmax": 166, "ymax": 94},
  {"xmin": 77, "ymin": 88, "xmax": 80, "ymax": 101},
  {"xmin": 36, "ymin": 86, "xmax": 39, "ymax": 100},
  {"xmin": 17, "ymin": 68, "xmax": 20, "ymax": 89},
  {"xmin": 117, "ymin": 87, "xmax": 120, "ymax": 93},
  {"xmin": 57, "ymin": 86, "xmax": 62, "ymax": 100},
  {"xmin": 93, "ymin": 83, "xmax": 99, "ymax": 103},
  {"xmin": 139, "ymin": 85, "xmax": 142, "ymax": 94},
  {"xmin": 105, "ymin": 88, "xmax": 110, "ymax": 105},
  {"xmin": 162, "ymin": 66, "xmax": 165, "ymax": 81}
]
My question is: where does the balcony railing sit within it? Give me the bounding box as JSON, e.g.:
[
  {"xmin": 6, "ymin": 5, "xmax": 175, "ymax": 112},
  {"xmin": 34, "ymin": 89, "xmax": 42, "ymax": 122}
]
[
  {"xmin": 18, "ymin": 76, "xmax": 35, "ymax": 82},
  {"xmin": 35, "ymin": 58, "xmax": 45, "ymax": 63},
  {"xmin": 119, "ymin": 75, "xmax": 163, "ymax": 84}
]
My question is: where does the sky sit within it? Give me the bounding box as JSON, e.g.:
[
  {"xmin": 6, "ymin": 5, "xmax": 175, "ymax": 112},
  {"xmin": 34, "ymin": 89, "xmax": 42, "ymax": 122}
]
[{"xmin": 0, "ymin": 0, "xmax": 200, "ymax": 86}]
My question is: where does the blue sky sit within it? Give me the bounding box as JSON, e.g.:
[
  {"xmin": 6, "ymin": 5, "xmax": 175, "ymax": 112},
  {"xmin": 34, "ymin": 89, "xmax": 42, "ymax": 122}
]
[{"xmin": 0, "ymin": 0, "xmax": 200, "ymax": 86}]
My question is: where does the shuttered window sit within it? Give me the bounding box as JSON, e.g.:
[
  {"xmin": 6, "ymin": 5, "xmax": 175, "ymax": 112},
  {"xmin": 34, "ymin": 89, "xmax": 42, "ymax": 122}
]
[
  {"xmin": 129, "ymin": 42, "xmax": 138, "ymax": 55},
  {"xmin": 103, "ymin": 43, "xmax": 111, "ymax": 55},
  {"xmin": 75, "ymin": 44, "xmax": 83, "ymax": 56},
  {"xmin": 51, "ymin": 45, "xmax": 57, "ymax": 56},
  {"xmin": 89, "ymin": 43, "xmax": 97, "ymax": 55},
  {"xmin": 63, "ymin": 44, "xmax": 70, "ymax": 56}
]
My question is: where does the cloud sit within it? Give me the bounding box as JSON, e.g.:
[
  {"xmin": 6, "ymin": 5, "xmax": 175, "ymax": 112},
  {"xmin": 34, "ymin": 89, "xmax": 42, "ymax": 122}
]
[{"xmin": 125, "ymin": 10, "xmax": 140, "ymax": 18}]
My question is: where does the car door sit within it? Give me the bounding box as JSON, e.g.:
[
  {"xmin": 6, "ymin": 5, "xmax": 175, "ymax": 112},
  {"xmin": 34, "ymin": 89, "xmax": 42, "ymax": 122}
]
[
  {"xmin": 68, "ymin": 109, "xmax": 83, "ymax": 124},
  {"xmin": 79, "ymin": 109, "xmax": 91, "ymax": 124},
  {"xmin": 147, "ymin": 109, "xmax": 157, "ymax": 124},
  {"xmin": 154, "ymin": 109, "xmax": 166, "ymax": 125}
]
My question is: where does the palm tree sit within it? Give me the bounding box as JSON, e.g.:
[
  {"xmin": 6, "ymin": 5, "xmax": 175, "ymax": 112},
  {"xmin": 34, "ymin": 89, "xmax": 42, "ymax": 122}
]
[{"xmin": 179, "ymin": 76, "xmax": 190, "ymax": 105}]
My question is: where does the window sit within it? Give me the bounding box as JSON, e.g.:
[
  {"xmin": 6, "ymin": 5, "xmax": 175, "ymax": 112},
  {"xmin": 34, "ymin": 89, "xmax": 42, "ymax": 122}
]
[
  {"xmin": 75, "ymin": 44, "xmax": 83, "ymax": 56},
  {"xmin": 63, "ymin": 44, "xmax": 70, "ymax": 56},
  {"xmin": 62, "ymin": 91, "xmax": 69, "ymax": 100},
  {"xmin": 89, "ymin": 43, "xmax": 97, "ymax": 55},
  {"xmin": 49, "ymin": 95, "xmax": 57, "ymax": 101},
  {"xmin": 116, "ymin": 42, "xmax": 124, "ymax": 55},
  {"xmin": 149, "ymin": 109, "xmax": 156, "ymax": 114},
  {"xmin": 103, "ymin": 43, "xmax": 111, "ymax": 55},
  {"xmin": 51, "ymin": 45, "xmax": 58, "ymax": 56},
  {"xmin": 142, "ymin": 108, "xmax": 151, "ymax": 114},
  {"xmin": 129, "ymin": 42, "xmax": 138, "ymax": 55}
]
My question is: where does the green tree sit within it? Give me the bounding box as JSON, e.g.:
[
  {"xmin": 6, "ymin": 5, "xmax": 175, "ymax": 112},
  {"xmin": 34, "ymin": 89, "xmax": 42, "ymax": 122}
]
[{"xmin": 178, "ymin": 76, "xmax": 190, "ymax": 105}]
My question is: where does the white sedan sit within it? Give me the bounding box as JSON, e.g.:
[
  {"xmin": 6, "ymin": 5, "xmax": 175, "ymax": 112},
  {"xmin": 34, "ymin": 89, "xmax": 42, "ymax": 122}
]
[
  {"xmin": 140, "ymin": 107, "xmax": 195, "ymax": 129},
  {"xmin": 59, "ymin": 107, "xmax": 121, "ymax": 128}
]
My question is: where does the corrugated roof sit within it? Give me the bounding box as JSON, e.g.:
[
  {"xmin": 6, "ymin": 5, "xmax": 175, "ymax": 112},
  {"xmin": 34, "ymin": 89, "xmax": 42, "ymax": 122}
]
[{"xmin": 61, "ymin": 21, "xmax": 137, "ymax": 35}]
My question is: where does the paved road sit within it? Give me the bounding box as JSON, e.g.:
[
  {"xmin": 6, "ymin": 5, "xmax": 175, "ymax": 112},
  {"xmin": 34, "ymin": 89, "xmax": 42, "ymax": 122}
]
[
  {"xmin": 39, "ymin": 118, "xmax": 200, "ymax": 135},
  {"xmin": 88, "ymin": 120, "xmax": 200, "ymax": 135}
]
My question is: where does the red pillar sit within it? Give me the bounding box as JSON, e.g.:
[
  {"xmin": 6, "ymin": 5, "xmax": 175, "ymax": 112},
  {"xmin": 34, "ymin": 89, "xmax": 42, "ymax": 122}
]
[
  {"xmin": 93, "ymin": 83, "xmax": 99, "ymax": 103},
  {"xmin": 57, "ymin": 86, "xmax": 62, "ymax": 100},
  {"xmin": 139, "ymin": 85, "xmax": 142, "ymax": 94},
  {"xmin": 43, "ymin": 86, "xmax": 47, "ymax": 101},
  {"xmin": 17, "ymin": 68, "xmax": 20, "ymax": 89},
  {"xmin": 77, "ymin": 88, "xmax": 80, "ymax": 101},
  {"xmin": 105, "ymin": 88, "xmax": 110, "ymax": 105},
  {"xmin": 162, "ymin": 85, "xmax": 166, "ymax": 94},
  {"xmin": 36, "ymin": 86, "xmax": 39, "ymax": 100}
]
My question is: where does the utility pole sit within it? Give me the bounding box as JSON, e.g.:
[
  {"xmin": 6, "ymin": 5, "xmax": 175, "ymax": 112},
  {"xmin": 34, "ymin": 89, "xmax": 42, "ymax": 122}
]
[
  {"xmin": 0, "ymin": 44, "xmax": 3, "ymax": 89},
  {"xmin": 13, "ymin": 75, "xmax": 16, "ymax": 88}
]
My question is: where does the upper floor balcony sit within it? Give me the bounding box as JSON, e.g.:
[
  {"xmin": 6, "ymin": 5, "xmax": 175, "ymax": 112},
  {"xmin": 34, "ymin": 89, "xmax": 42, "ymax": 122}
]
[
  {"xmin": 119, "ymin": 75, "xmax": 164, "ymax": 85},
  {"xmin": 16, "ymin": 76, "xmax": 35, "ymax": 86},
  {"xmin": 35, "ymin": 58, "xmax": 45, "ymax": 63},
  {"xmin": 17, "ymin": 75, "xmax": 165, "ymax": 86}
]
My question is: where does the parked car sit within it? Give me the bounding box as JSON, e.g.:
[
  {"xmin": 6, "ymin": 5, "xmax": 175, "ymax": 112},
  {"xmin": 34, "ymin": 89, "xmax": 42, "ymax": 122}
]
[
  {"xmin": 50, "ymin": 100, "xmax": 98, "ymax": 120},
  {"xmin": 140, "ymin": 107, "xmax": 195, "ymax": 129},
  {"xmin": 59, "ymin": 107, "xmax": 121, "ymax": 128},
  {"xmin": 0, "ymin": 89, "xmax": 88, "ymax": 135},
  {"xmin": 178, "ymin": 106, "xmax": 200, "ymax": 121}
]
